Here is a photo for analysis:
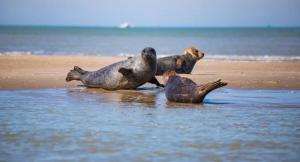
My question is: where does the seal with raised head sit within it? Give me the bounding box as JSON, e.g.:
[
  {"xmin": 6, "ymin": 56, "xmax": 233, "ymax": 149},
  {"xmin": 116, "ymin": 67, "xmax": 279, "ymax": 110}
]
[
  {"xmin": 156, "ymin": 47, "xmax": 204, "ymax": 75},
  {"xmin": 66, "ymin": 47, "xmax": 164, "ymax": 90},
  {"xmin": 163, "ymin": 71, "xmax": 227, "ymax": 103}
]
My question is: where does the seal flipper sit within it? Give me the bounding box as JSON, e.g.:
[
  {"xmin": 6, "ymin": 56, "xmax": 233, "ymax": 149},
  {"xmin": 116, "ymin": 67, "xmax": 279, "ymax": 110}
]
[
  {"xmin": 66, "ymin": 70, "xmax": 82, "ymax": 82},
  {"xmin": 118, "ymin": 68, "xmax": 133, "ymax": 76},
  {"xmin": 74, "ymin": 66, "xmax": 87, "ymax": 75},
  {"xmin": 148, "ymin": 77, "xmax": 164, "ymax": 87},
  {"xmin": 197, "ymin": 79, "xmax": 227, "ymax": 98},
  {"xmin": 176, "ymin": 58, "xmax": 182, "ymax": 68}
]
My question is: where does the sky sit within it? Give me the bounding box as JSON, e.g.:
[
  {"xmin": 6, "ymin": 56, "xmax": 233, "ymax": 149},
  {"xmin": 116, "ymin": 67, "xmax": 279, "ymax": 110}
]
[{"xmin": 0, "ymin": 0, "xmax": 300, "ymax": 27}]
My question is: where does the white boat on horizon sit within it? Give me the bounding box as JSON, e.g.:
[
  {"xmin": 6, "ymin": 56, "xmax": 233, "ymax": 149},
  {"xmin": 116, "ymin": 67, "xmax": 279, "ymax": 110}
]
[{"xmin": 119, "ymin": 22, "xmax": 131, "ymax": 29}]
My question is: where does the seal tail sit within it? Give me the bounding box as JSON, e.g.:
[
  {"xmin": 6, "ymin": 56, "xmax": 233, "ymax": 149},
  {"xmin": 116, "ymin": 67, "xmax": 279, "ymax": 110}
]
[
  {"xmin": 66, "ymin": 66, "xmax": 88, "ymax": 82},
  {"xmin": 66, "ymin": 70, "xmax": 82, "ymax": 82},
  {"xmin": 198, "ymin": 79, "xmax": 227, "ymax": 97},
  {"xmin": 73, "ymin": 66, "xmax": 87, "ymax": 75}
]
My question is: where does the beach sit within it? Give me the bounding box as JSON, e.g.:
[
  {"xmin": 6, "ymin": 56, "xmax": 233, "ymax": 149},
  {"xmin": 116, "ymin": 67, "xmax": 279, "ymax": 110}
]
[{"xmin": 0, "ymin": 55, "xmax": 299, "ymax": 90}]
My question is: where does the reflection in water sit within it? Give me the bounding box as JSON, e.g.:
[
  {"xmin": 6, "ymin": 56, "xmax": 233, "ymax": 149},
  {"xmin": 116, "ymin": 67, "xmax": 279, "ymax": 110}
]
[
  {"xmin": 165, "ymin": 101, "xmax": 206, "ymax": 109},
  {"xmin": 0, "ymin": 88, "xmax": 300, "ymax": 161},
  {"xmin": 67, "ymin": 87, "xmax": 162, "ymax": 108}
]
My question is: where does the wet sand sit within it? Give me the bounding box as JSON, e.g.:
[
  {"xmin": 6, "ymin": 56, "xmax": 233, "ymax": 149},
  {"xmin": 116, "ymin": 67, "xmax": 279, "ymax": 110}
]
[{"xmin": 0, "ymin": 55, "xmax": 300, "ymax": 90}]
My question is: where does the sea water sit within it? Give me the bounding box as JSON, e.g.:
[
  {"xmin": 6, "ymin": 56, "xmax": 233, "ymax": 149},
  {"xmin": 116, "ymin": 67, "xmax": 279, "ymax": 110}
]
[
  {"xmin": 1, "ymin": 26, "xmax": 300, "ymax": 60},
  {"xmin": 0, "ymin": 88, "xmax": 300, "ymax": 161}
]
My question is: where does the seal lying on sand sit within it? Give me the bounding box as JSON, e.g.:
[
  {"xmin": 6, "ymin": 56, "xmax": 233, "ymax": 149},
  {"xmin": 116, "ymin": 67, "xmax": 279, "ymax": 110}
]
[
  {"xmin": 156, "ymin": 47, "xmax": 204, "ymax": 75},
  {"xmin": 163, "ymin": 71, "xmax": 227, "ymax": 103},
  {"xmin": 66, "ymin": 47, "xmax": 164, "ymax": 90}
]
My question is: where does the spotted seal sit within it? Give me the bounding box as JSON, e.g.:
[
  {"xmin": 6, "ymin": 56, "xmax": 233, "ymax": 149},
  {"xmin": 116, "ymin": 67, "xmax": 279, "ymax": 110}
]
[
  {"xmin": 66, "ymin": 47, "xmax": 164, "ymax": 90},
  {"xmin": 163, "ymin": 71, "xmax": 227, "ymax": 103},
  {"xmin": 156, "ymin": 47, "xmax": 204, "ymax": 75}
]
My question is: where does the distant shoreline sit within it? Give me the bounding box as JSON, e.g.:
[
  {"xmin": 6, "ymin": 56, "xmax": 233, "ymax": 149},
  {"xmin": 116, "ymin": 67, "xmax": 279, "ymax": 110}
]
[
  {"xmin": 1, "ymin": 25, "xmax": 300, "ymax": 29},
  {"xmin": 0, "ymin": 55, "xmax": 299, "ymax": 90},
  {"xmin": 1, "ymin": 52, "xmax": 300, "ymax": 61}
]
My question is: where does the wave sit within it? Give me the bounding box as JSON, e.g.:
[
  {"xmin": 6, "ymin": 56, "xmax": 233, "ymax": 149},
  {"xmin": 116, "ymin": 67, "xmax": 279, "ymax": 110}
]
[
  {"xmin": 117, "ymin": 53, "xmax": 300, "ymax": 61},
  {"xmin": 205, "ymin": 55, "xmax": 300, "ymax": 61},
  {"xmin": 117, "ymin": 53, "xmax": 136, "ymax": 57},
  {"xmin": 0, "ymin": 51, "xmax": 34, "ymax": 56},
  {"xmin": 0, "ymin": 51, "xmax": 100, "ymax": 56},
  {"xmin": 156, "ymin": 54, "xmax": 300, "ymax": 61},
  {"xmin": 1, "ymin": 51, "xmax": 300, "ymax": 61}
]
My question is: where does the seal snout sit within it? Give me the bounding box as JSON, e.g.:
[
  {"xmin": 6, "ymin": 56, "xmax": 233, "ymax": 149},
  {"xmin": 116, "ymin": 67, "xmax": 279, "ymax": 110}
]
[{"xmin": 198, "ymin": 52, "xmax": 205, "ymax": 60}]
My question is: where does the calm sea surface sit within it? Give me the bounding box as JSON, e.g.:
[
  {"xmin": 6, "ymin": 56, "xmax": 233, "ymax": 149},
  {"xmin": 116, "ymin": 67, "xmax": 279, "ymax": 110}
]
[
  {"xmin": 1, "ymin": 88, "xmax": 300, "ymax": 161},
  {"xmin": 1, "ymin": 26, "xmax": 300, "ymax": 60}
]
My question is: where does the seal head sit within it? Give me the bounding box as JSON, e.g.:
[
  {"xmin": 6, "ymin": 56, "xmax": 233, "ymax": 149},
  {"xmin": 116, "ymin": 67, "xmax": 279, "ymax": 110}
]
[
  {"xmin": 142, "ymin": 47, "xmax": 156, "ymax": 61},
  {"xmin": 184, "ymin": 47, "xmax": 204, "ymax": 60}
]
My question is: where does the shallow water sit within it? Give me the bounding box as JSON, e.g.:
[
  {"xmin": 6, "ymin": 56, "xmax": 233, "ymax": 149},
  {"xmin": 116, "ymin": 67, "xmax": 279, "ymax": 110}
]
[{"xmin": 0, "ymin": 88, "xmax": 300, "ymax": 162}]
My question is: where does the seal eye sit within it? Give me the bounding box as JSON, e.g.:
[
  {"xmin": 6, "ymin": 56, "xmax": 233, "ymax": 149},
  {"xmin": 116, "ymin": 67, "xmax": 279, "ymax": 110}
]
[{"xmin": 142, "ymin": 47, "xmax": 156, "ymax": 55}]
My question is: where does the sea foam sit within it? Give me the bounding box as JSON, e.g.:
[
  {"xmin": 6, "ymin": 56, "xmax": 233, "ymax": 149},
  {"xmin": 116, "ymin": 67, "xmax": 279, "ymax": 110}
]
[{"xmin": 1, "ymin": 51, "xmax": 300, "ymax": 61}]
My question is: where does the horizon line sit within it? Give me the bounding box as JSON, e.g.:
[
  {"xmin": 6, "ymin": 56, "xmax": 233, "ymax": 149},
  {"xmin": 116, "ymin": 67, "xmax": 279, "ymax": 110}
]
[{"xmin": 0, "ymin": 24, "xmax": 300, "ymax": 28}]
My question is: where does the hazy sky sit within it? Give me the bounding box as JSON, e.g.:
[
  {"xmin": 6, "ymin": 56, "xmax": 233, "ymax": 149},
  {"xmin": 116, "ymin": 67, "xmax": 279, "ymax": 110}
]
[{"xmin": 0, "ymin": 0, "xmax": 299, "ymax": 27}]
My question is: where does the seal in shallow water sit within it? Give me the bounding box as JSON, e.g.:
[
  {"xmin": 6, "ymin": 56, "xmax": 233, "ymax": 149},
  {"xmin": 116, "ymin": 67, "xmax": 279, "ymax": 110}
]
[
  {"xmin": 156, "ymin": 47, "xmax": 204, "ymax": 75},
  {"xmin": 163, "ymin": 71, "xmax": 227, "ymax": 103},
  {"xmin": 66, "ymin": 47, "xmax": 164, "ymax": 90}
]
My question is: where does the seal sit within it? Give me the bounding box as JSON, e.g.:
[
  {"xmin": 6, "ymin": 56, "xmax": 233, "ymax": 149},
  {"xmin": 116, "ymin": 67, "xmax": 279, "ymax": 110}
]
[
  {"xmin": 156, "ymin": 47, "xmax": 204, "ymax": 75},
  {"xmin": 163, "ymin": 71, "xmax": 227, "ymax": 103},
  {"xmin": 66, "ymin": 47, "xmax": 164, "ymax": 90}
]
